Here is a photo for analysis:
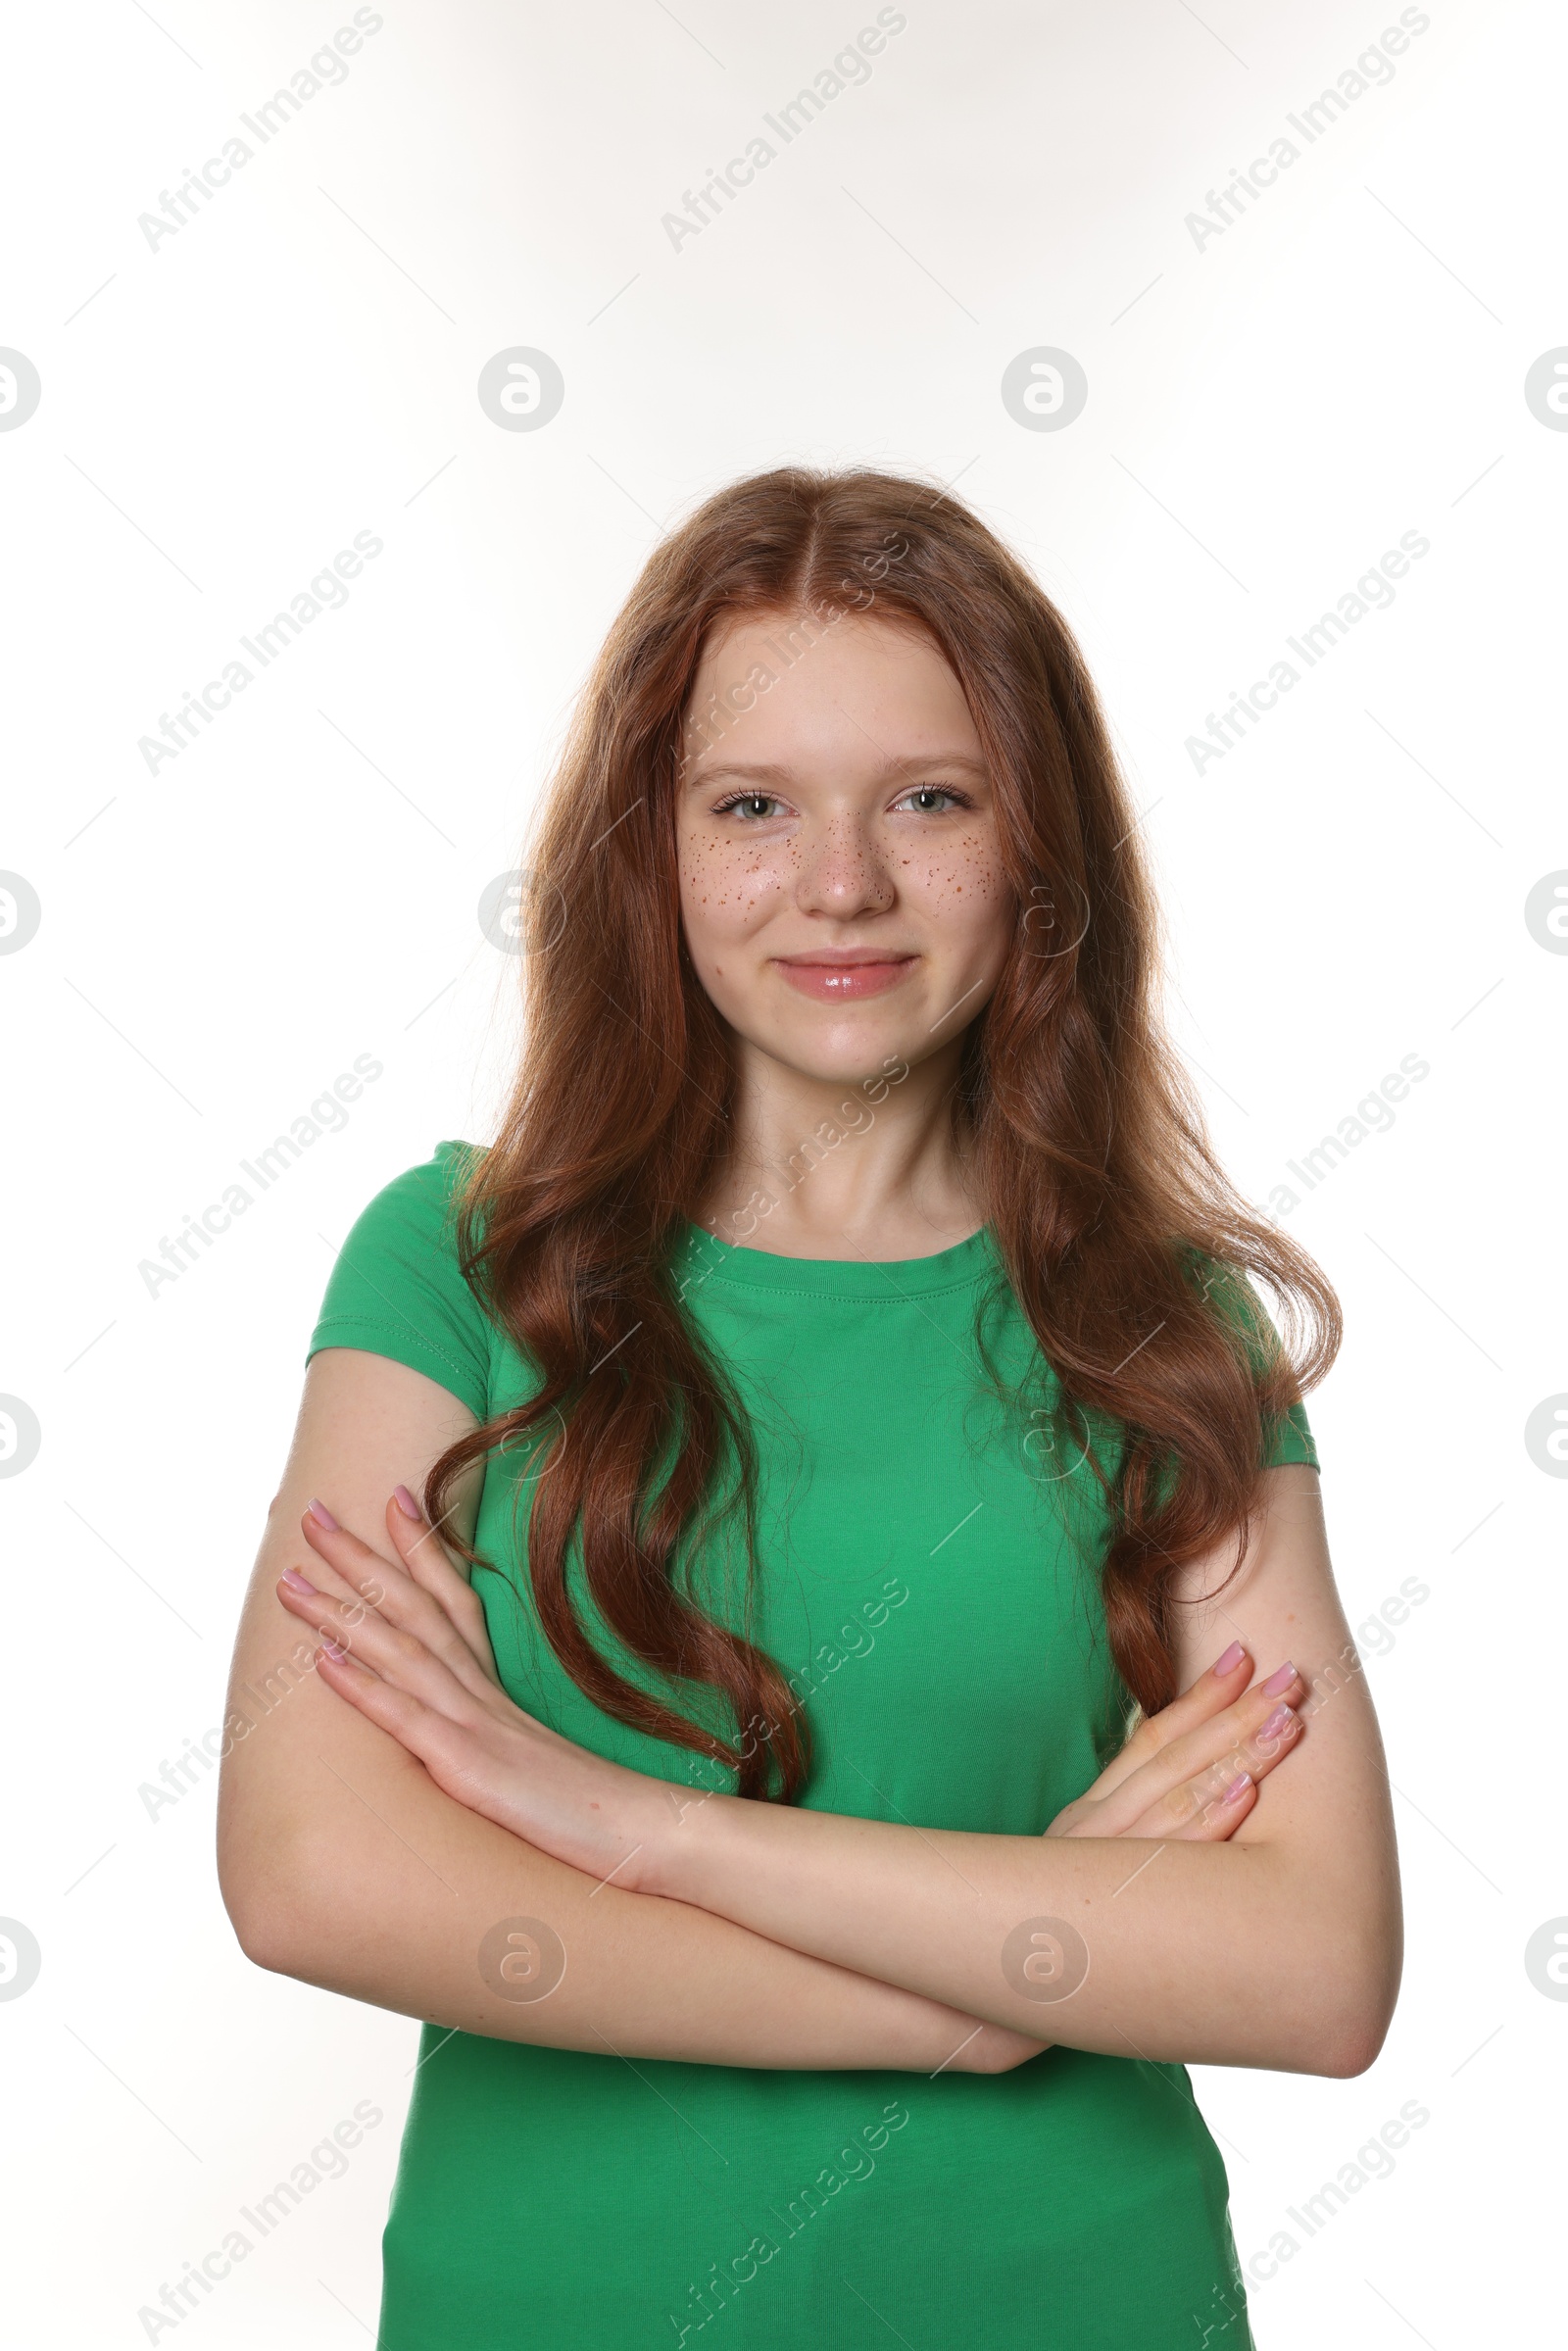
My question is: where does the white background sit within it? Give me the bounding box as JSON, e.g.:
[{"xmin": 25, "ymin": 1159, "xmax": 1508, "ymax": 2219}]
[{"xmin": 2, "ymin": 0, "xmax": 1563, "ymax": 2343}]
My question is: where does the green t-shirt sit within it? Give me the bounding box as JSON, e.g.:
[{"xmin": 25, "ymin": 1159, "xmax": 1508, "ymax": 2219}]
[{"xmin": 309, "ymin": 1142, "xmax": 1317, "ymax": 2351}]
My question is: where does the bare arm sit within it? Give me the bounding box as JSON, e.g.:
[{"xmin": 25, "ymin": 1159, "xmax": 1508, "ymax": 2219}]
[
  {"xmin": 640, "ymin": 1465, "xmax": 1401, "ymax": 2076},
  {"xmin": 283, "ymin": 1456, "xmax": 1397, "ymax": 2079},
  {"xmin": 216, "ymin": 1347, "xmax": 1031, "ymax": 2073}
]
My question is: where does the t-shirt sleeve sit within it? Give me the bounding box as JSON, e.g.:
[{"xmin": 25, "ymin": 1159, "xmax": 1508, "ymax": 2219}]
[
  {"xmin": 307, "ymin": 1141, "xmax": 493, "ymax": 1421},
  {"xmin": 1192, "ymin": 1252, "xmax": 1321, "ymax": 1473},
  {"xmin": 1261, "ymin": 1394, "xmax": 1319, "ymax": 1471}
]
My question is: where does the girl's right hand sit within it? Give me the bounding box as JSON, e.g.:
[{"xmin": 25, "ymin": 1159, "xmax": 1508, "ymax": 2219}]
[
  {"xmin": 1048, "ymin": 1643, "xmax": 1306, "ymax": 1844},
  {"xmin": 968, "ymin": 1646, "xmax": 1308, "ymax": 2072}
]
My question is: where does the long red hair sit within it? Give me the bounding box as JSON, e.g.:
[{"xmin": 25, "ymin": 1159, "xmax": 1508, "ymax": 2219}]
[{"xmin": 426, "ymin": 465, "xmax": 1339, "ymax": 1799}]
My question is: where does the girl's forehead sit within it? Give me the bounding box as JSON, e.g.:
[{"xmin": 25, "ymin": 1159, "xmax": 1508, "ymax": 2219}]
[{"xmin": 682, "ymin": 610, "xmax": 979, "ymax": 775}]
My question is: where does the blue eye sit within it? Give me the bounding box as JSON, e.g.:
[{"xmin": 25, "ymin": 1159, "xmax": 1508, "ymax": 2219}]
[
  {"xmin": 896, "ymin": 786, "xmax": 967, "ymax": 813},
  {"xmin": 713, "ymin": 793, "xmax": 785, "ymax": 820}
]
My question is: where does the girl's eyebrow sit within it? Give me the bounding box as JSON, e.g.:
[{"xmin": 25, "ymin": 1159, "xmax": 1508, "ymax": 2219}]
[
  {"xmin": 684, "ymin": 752, "xmax": 990, "ymax": 792},
  {"xmin": 683, "ymin": 760, "xmax": 796, "ymax": 792}
]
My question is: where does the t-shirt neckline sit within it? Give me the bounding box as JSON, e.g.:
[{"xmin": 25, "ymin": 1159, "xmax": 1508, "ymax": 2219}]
[{"xmin": 676, "ymin": 1218, "xmax": 1001, "ymax": 1299}]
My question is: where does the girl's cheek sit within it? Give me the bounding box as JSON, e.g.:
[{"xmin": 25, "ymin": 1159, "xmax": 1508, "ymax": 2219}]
[
  {"xmin": 902, "ymin": 848, "xmax": 1008, "ymax": 910},
  {"xmin": 679, "ymin": 834, "xmax": 797, "ymax": 925}
]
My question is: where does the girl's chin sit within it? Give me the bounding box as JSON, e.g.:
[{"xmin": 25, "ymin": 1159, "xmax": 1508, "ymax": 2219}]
[{"xmin": 738, "ymin": 1022, "xmax": 924, "ymax": 1089}]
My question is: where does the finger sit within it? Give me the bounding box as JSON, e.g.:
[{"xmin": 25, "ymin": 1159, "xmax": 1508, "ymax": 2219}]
[
  {"xmin": 1242, "ymin": 1696, "xmax": 1304, "ymax": 1779},
  {"xmin": 1165, "ymin": 1768, "xmax": 1259, "ymax": 1841},
  {"xmin": 316, "ymin": 1643, "xmax": 548, "ymax": 1845},
  {"xmin": 312, "ymin": 1639, "xmax": 454, "ymax": 1766},
  {"xmin": 1111, "ymin": 1679, "xmax": 1304, "ymax": 1831},
  {"xmin": 296, "ymin": 1505, "xmax": 398, "ymax": 1612},
  {"xmin": 385, "ymin": 1490, "xmax": 500, "ymax": 1684},
  {"xmin": 284, "ymin": 1516, "xmax": 403, "ymax": 1639},
  {"xmin": 299, "ymin": 1506, "xmax": 497, "ymax": 1702},
  {"xmin": 1118, "ymin": 1698, "xmax": 1305, "ymax": 1840},
  {"xmin": 1087, "ymin": 1668, "xmax": 1305, "ymax": 1835},
  {"xmin": 294, "ymin": 1511, "xmax": 435, "ymax": 1649},
  {"xmin": 279, "ymin": 1553, "xmax": 485, "ymax": 1721},
  {"xmin": 1087, "ymin": 1641, "xmax": 1255, "ymax": 1803}
]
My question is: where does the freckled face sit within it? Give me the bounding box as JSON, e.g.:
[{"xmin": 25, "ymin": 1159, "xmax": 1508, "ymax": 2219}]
[{"xmin": 675, "ymin": 610, "xmax": 1014, "ymax": 1085}]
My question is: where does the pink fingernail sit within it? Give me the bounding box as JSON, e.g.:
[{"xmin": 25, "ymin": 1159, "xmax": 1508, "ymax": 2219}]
[
  {"xmin": 1211, "ymin": 1641, "xmax": 1246, "ymax": 1677},
  {"xmin": 281, "ymin": 1567, "xmax": 317, "ymax": 1595},
  {"xmin": 393, "ymin": 1484, "xmax": 421, "ymax": 1520},
  {"xmin": 1261, "ymin": 1661, "xmax": 1298, "ymax": 1695},
  {"xmin": 1221, "ymin": 1772, "xmax": 1251, "ymax": 1803},
  {"xmin": 320, "ymin": 1638, "xmax": 348, "ymax": 1663},
  {"xmin": 307, "ymin": 1498, "xmax": 339, "ymax": 1531},
  {"xmin": 1258, "ymin": 1703, "xmax": 1296, "ymax": 1741}
]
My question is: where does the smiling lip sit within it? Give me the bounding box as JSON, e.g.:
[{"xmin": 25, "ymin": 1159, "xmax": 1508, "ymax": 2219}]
[{"xmin": 772, "ymin": 951, "xmax": 917, "ymax": 1002}]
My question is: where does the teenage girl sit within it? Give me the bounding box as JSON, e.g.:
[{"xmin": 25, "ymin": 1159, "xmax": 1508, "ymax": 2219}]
[{"xmin": 218, "ymin": 466, "xmax": 1400, "ymax": 2350}]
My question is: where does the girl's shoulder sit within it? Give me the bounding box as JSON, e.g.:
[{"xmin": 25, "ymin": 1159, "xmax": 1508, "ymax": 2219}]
[{"xmin": 305, "ymin": 1140, "xmax": 494, "ymax": 1419}]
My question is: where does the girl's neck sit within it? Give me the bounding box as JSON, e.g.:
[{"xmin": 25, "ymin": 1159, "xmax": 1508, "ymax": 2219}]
[{"xmin": 697, "ymin": 1037, "xmax": 984, "ymax": 1262}]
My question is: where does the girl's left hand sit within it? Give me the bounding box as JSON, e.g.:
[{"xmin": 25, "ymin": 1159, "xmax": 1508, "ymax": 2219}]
[{"xmin": 276, "ymin": 1494, "xmax": 678, "ymax": 1890}]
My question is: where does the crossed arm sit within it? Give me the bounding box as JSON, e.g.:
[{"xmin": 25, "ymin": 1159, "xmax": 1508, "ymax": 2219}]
[
  {"xmin": 218, "ymin": 1349, "xmax": 1035, "ymax": 2074},
  {"xmin": 218, "ymin": 1349, "xmax": 1401, "ymax": 2078}
]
